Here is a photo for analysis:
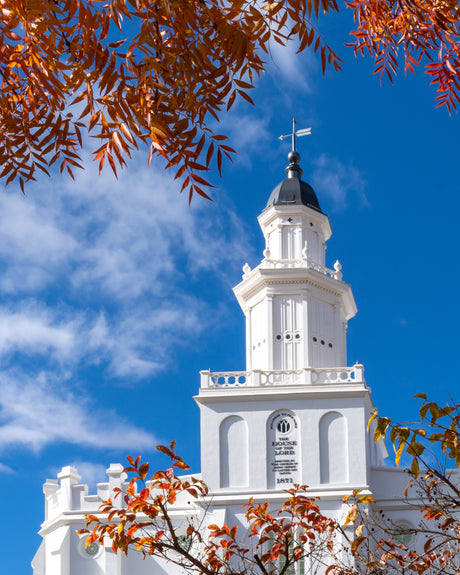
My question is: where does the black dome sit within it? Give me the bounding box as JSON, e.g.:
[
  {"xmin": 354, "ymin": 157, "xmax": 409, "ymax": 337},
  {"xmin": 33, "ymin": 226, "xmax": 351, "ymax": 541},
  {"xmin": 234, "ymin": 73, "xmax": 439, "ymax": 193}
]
[{"xmin": 266, "ymin": 177, "xmax": 322, "ymax": 213}]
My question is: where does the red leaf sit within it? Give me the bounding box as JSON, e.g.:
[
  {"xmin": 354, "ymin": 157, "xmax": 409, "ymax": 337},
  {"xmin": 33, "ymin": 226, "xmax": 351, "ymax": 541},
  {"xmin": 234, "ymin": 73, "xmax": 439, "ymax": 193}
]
[{"xmin": 139, "ymin": 463, "xmax": 149, "ymax": 481}]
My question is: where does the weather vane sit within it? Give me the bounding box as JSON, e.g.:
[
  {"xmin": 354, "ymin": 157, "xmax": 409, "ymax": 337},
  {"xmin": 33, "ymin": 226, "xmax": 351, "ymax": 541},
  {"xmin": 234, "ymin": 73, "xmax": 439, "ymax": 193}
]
[{"xmin": 279, "ymin": 118, "xmax": 311, "ymax": 152}]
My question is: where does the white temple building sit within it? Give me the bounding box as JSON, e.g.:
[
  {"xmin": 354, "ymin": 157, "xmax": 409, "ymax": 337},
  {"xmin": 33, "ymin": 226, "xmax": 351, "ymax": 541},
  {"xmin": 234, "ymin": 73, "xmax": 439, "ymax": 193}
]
[{"xmin": 33, "ymin": 128, "xmax": 420, "ymax": 575}]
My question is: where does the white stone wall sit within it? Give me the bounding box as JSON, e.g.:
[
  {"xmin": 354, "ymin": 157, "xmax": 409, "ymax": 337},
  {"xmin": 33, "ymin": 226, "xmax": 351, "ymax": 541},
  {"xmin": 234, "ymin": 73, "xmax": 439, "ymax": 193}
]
[{"xmin": 197, "ymin": 387, "xmax": 375, "ymax": 493}]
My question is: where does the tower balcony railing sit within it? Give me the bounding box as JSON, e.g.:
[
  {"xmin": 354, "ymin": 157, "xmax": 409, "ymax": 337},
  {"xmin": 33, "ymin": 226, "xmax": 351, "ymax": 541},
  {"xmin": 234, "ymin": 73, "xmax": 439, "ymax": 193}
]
[
  {"xmin": 247, "ymin": 256, "xmax": 343, "ymax": 281},
  {"xmin": 200, "ymin": 364, "xmax": 364, "ymax": 389}
]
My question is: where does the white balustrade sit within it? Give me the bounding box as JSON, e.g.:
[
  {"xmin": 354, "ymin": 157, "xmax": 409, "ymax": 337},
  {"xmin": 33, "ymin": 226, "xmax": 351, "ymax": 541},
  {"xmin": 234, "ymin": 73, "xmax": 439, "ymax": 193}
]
[
  {"xmin": 260, "ymin": 370, "xmax": 302, "ymax": 385},
  {"xmin": 200, "ymin": 364, "xmax": 364, "ymax": 389},
  {"xmin": 200, "ymin": 370, "xmax": 247, "ymax": 388},
  {"xmin": 311, "ymin": 367, "xmax": 360, "ymax": 384},
  {"xmin": 260, "ymin": 257, "xmax": 342, "ymax": 280}
]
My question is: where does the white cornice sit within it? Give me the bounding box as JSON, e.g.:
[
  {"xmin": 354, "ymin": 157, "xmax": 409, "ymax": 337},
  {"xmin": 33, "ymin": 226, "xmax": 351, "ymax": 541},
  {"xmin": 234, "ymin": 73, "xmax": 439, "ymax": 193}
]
[
  {"xmin": 233, "ymin": 266, "xmax": 357, "ymax": 320},
  {"xmin": 194, "ymin": 383, "xmax": 370, "ymax": 405},
  {"xmin": 203, "ymin": 485, "xmax": 372, "ymax": 507}
]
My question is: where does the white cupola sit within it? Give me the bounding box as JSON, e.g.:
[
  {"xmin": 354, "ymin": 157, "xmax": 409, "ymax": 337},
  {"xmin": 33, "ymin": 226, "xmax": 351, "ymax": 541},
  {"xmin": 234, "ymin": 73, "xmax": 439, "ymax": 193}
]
[{"xmin": 233, "ymin": 137, "xmax": 356, "ymax": 372}]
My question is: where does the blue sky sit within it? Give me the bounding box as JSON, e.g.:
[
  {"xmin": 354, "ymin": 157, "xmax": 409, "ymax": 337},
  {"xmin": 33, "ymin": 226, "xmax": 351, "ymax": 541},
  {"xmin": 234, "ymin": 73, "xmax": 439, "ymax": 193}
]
[{"xmin": 3, "ymin": 11, "xmax": 460, "ymax": 574}]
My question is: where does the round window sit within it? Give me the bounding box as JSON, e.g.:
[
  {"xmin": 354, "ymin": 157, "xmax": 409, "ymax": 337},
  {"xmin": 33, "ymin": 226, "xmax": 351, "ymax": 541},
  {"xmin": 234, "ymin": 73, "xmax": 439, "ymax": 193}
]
[
  {"xmin": 86, "ymin": 543, "xmax": 100, "ymax": 557},
  {"xmin": 394, "ymin": 525, "xmax": 414, "ymax": 546},
  {"xmin": 78, "ymin": 538, "xmax": 101, "ymax": 559},
  {"xmin": 177, "ymin": 535, "xmax": 192, "ymax": 552}
]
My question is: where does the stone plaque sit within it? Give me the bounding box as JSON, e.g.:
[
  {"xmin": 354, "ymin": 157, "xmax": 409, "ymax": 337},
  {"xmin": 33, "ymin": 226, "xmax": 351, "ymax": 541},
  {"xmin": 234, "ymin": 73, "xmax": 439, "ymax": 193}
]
[{"xmin": 267, "ymin": 411, "xmax": 300, "ymax": 488}]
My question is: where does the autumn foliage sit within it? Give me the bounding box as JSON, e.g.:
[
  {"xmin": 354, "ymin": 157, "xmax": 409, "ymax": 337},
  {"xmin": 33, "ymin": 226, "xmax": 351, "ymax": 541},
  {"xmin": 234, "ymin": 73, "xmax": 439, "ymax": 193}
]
[
  {"xmin": 0, "ymin": 0, "xmax": 341, "ymax": 197},
  {"xmin": 344, "ymin": 395, "xmax": 460, "ymax": 575},
  {"xmin": 79, "ymin": 396, "xmax": 460, "ymax": 575},
  {"xmin": 79, "ymin": 441, "xmax": 342, "ymax": 575},
  {"xmin": 345, "ymin": 0, "xmax": 460, "ymax": 113},
  {"xmin": 1, "ymin": 0, "xmax": 459, "ymax": 195}
]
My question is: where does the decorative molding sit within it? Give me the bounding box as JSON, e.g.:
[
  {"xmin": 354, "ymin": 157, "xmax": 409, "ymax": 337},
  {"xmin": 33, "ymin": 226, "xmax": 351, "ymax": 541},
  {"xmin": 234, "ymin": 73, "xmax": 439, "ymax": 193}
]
[{"xmin": 240, "ymin": 277, "xmax": 345, "ymax": 302}]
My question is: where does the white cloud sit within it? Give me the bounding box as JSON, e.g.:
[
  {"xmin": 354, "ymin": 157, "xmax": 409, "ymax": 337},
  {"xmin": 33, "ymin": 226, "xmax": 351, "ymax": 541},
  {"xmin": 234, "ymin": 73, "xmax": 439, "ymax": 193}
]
[
  {"xmin": 0, "ymin": 462, "xmax": 15, "ymax": 473},
  {"xmin": 215, "ymin": 112, "xmax": 272, "ymax": 168},
  {"xmin": 0, "ymin": 371, "xmax": 156, "ymax": 454},
  {"xmin": 0, "ymin": 303, "xmax": 77, "ymax": 361},
  {"xmin": 311, "ymin": 153, "xmax": 368, "ymax": 211},
  {"xmin": 0, "ymin": 290, "xmax": 210, "ymax": 380},
  {"xmin": 0, "ymin": 150, "xmax": 256, "ymax": 461},
  {"xmin": 0, "ymin": 158, "xmax": 249, "ymax": 301},
  {"xmin": 93, "ymin": 296, "xmax": 211, "ymax": 378},
  {"xmin": 0, "ymin": 193, "xmax": 77, "ymax": 294},
  {"xmin": 67, "ymin": 461, "xmax": 109, "ymax": 489},
  {"xmin": 0, "ymin": 159, "xmax": 252, "ymax": 379},
  {"xmin": 268, "ymin": 40, "xmax": 317, "ymax": 94}
]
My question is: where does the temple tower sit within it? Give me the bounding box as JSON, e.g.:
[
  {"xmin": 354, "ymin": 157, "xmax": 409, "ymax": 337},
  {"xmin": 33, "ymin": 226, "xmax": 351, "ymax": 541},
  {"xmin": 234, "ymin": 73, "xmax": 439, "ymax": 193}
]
[{"xmin": 196, "ymin": 124, "xmax": 385, "ymax": 499}]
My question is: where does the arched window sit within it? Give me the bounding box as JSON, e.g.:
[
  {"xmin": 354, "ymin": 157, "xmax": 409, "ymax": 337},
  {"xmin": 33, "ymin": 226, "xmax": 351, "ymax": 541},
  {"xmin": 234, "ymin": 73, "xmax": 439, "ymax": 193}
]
[
  {"xmin": 319, "ymin": 412, "xmax": 348, "ymax": 484},
  {"xmin": 261, "ymin": 529, "xmax": 311, "ymax": 575},
  {"xmin": 278, "ymin": 536, "xmax": 307, "ymax": 575},
  {"xmin": 220, "ymin": 416, "xmax": 249, "ymax": 488}
]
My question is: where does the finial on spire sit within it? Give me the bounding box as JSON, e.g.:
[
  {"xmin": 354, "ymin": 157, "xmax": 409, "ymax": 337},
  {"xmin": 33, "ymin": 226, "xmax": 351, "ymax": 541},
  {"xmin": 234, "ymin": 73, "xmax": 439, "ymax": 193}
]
[
  {"xmin": 278, "ymin": 119, "xmax": 311, "ymax": 179},
  {"xmin": 279, "ymin": 118, "xmax": 312, "ymax": 153}
]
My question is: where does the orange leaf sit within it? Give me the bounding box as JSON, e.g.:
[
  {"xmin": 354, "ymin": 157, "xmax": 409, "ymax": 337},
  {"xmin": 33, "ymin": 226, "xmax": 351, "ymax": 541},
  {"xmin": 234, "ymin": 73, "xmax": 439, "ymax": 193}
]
[{"xmin": 139, "ymin": 463, "xmax": 149, "ymax": 481}]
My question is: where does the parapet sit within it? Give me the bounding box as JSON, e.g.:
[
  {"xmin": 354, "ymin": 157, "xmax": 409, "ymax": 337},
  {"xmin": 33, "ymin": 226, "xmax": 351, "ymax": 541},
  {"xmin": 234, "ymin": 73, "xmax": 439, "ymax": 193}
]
[
  {"xmin": 43, "ymin": 463, "xmax": 128, "ymax": 524},
  {"xmin": 42, "ymin": 463, "xmax": 203, "ymax": 527}
]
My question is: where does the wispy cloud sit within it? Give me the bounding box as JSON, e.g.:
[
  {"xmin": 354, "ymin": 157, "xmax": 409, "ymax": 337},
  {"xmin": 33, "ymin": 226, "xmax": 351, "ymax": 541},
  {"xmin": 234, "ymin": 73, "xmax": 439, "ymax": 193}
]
[
  {"xmin": 0, "ymin": 462, "xmax": 15, "ymax": 474},
  {"xmin": 0, "ymin": 158, "xmax": 253, "ymax": 459},
  {"xmin": 84, "ymin": 296, "xmax": 209, "ymax": 378},
  {"xmin": 311, "ymin": 153, "xmax": 368, "ymax": 211},
  {"xmin": 66, "ymin": 461, "xmax": 111, "ymax": 489},
  {"xmin": 0, "ymin": 193, "xmax": 77, "ymax": 294},
  {"xmin": 0, "ymin": 303, "xmax": 78, "ymax": 361},
  {"xmin": 268, "ymin": 40, "xmax": 317, "ymax": 94},
  {"xmin": 0, "ymin": 160, "xmax": 250, "ymax": 376},
  {"xmin": 0, "ymin": 371, "xmax": 156, "ymax": 454},
  {"xmin": 216, "ymin": 111, "xmax": 272, "ymax": 167}
]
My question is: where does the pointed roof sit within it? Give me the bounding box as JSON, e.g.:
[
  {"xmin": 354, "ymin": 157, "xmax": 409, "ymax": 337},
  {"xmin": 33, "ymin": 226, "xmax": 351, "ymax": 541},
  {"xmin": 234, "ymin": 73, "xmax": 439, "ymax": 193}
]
[{"xmin": 265, "ymin": 121, "xmax": 323, "ymax": 213}]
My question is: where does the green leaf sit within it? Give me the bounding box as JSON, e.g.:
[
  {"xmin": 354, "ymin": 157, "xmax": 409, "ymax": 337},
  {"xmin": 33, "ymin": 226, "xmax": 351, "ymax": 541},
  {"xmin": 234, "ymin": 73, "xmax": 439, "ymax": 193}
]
[{"xmin": 407, "ymin": 441, "xmax": 425, "ymax": 457}]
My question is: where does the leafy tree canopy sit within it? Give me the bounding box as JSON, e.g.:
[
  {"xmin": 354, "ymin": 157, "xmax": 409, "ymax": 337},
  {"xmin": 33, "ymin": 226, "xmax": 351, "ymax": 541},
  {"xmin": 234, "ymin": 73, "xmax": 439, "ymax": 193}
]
[
  {"xmin": 1, "ymin": 0, "xmax": 459, "ymax": 197},
  {"xmin": 79, "ymin": 441, "xmax": 343, "ymax": 575},
  {"xmin": 345, "ymin": 396, "xmax": 460, "ymax": 575}
]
